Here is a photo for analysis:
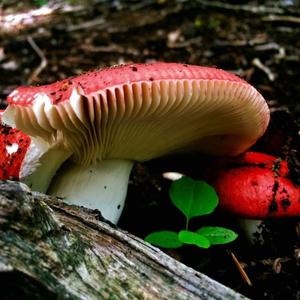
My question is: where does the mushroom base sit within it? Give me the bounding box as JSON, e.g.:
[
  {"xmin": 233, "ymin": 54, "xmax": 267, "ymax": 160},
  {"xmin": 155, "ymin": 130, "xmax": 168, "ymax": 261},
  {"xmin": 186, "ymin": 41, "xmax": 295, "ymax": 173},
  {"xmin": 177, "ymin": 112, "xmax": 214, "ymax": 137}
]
[{"xmin": 47, "ymin": 159, "xmax": 134, "ymax": 224}]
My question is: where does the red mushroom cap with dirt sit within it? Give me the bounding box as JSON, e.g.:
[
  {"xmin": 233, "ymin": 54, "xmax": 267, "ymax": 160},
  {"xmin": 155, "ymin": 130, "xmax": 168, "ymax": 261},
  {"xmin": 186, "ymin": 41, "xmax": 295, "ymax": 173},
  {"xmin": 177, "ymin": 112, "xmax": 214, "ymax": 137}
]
[
  {"xmin": 0, "ymin": 110, "xmax": 31, "ymax": 180},
  {"xmin": 209, "ymin": 152, "xmax": 300, "ymax": 219}
]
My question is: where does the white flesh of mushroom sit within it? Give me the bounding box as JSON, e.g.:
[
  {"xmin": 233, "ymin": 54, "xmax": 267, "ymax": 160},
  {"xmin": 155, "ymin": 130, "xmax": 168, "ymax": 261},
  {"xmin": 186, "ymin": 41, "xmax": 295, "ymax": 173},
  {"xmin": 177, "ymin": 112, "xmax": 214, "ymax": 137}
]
[
  {"xmin": 20, "ymin": 140, "xmax": 71, "ymax": 192},
  {"xmin": 48, "ymin": 159, "xmax": 134, "ymax": 223}
]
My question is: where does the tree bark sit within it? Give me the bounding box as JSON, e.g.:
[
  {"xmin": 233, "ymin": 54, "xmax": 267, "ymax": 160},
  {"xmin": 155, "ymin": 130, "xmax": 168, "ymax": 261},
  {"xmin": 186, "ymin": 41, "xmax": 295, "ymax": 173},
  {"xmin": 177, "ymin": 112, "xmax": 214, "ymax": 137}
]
[{"xmin": 0, "ymin": 180, "xmax": 247, "ymax": 300}]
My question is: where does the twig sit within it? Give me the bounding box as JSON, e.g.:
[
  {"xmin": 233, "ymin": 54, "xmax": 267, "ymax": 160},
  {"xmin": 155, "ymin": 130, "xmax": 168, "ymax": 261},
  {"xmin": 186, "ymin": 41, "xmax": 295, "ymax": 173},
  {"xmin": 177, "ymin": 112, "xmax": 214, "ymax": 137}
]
[
  {"xmin": 253, "ymin": 43, "xmax": 286, "ymax": 62},
  {"xmin": 252, "ymin": 58, "xmax": 276, "ymax": 82},
  {"xmin": 263, "ymin": 15, "xmax": 300, "ymax": 24},
  {"xmin": 67, "ymin": 18, "xmax": 106, "ymax": 32},
  {"xmin": 230, "ymin": 251, "xmax": 252, "ymax": 287},
  {"xmin": 254, "ymin": 42, "xmax": 281, "ymax": 51},
  {"xmin": 26, "ymin": 36, "xmax": 47, "ymax": 84},
  {"xmin": 80, "ymin": 44, "xmax": 139, "ymax": 56},
  {"xmin": 215, "ymin": 37, "xmax": 266, "ymax": 47},
  {"xmin": 192, "ymin": 0, "xmax": 288, "ymax": 15}
]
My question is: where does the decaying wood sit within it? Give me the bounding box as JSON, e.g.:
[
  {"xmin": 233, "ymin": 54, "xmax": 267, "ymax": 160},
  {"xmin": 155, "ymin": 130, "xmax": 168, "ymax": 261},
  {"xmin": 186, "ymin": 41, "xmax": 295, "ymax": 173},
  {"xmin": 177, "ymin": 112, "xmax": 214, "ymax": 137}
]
[{"xmin": 0, "ymin": 180, "xmax": 247, "ymax": 299}]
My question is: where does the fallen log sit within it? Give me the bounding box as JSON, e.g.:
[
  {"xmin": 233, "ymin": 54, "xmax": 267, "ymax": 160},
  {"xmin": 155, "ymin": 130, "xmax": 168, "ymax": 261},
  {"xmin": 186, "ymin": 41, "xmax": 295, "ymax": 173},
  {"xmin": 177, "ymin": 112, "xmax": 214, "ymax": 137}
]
[{"xmin": 0, "ymin": 180, "xmax": 247, "ymax": 299}]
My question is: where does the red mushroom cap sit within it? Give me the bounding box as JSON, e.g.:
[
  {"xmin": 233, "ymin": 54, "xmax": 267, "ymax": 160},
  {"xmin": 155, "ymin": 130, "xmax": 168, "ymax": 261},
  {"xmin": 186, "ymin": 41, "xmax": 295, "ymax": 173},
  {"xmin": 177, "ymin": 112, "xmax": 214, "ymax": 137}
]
[
  {"xmin": 211, "ymin": 151, "xmax": 300, "ymax": 218},
  {"xmin": 0, "ymin": 110, "xmax": 31, "ymax": 180},
  {"xmin": 6, "ymin": 63, "xmax": 246, "ymax": 106}
]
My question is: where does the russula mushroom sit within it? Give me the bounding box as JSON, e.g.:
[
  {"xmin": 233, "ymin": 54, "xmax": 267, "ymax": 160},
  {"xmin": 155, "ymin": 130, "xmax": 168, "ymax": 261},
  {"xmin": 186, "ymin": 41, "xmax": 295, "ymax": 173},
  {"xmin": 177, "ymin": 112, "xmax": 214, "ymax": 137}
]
[
  {"xmin": 2, "ymin": 62, "xmax": 270, "ymax": 223},
  {"xmin": 0, "ymin": 110, "xmax": 31, "ymax": 180},
  {"xmin": 210, "ymin": 151, "xmax": 300, "ymax": 242}
]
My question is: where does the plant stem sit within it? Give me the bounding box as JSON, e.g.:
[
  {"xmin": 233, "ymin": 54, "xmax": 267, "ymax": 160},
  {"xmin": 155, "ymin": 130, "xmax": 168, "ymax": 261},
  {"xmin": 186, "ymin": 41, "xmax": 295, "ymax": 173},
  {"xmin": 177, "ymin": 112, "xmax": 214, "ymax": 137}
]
[{"xmin": 185, "ymin": 217, "xmax": 189, "ymax": 230}]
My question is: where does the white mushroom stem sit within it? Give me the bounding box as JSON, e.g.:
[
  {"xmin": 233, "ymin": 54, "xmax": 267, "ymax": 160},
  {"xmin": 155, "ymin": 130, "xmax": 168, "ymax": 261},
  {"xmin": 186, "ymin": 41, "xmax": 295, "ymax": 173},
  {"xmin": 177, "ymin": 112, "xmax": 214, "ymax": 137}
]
[
  {"xmin": 20, "ymin": 141, "xmax": 71, "ymax": 193},
  {"xmin": 21, "ymin": 141, "xmax": 133, "ymax": 224},
  {"xmin": 47, "ymin": 159, "xmax": 134, "ymax": 224}
]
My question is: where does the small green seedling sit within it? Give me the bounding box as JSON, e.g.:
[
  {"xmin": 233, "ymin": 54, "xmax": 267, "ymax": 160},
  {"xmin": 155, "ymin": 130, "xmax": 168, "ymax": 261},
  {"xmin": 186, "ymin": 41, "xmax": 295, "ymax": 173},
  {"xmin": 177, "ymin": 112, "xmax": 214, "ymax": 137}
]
[{"xmin": 145, "ymin": 176, "xmax": 238, "ymax": 249}]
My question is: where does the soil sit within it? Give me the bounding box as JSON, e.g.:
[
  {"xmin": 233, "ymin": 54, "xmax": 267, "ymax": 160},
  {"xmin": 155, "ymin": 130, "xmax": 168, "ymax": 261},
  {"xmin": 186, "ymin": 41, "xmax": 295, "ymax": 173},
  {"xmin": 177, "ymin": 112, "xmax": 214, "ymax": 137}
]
[{"xmin": 0, "ymin": 1, "xmax": 300, "ymax": 299}]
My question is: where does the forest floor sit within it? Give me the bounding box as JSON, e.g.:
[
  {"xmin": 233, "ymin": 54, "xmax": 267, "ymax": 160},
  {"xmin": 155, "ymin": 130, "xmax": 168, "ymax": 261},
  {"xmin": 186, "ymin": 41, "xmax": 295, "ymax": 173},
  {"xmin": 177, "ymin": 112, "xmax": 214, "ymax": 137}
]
[{"xmin": 0, "ymin": 1, "xmax": 300, "ymax": 299}]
